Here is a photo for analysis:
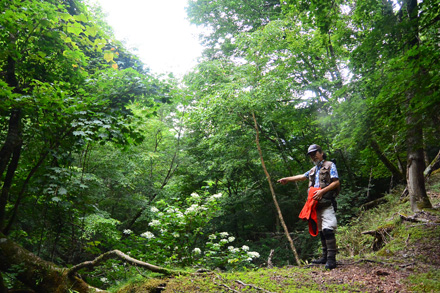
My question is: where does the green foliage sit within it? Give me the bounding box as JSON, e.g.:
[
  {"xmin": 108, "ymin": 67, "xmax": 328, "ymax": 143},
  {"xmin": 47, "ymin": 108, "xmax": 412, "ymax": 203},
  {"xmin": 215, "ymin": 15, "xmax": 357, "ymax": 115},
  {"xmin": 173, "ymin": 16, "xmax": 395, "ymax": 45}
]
[
  {"xmin": 82, "ymin": 213, "xmax": 121, "ymax": 251},
  {"xmin": 202, "ymin": 232, "xmax": 260, "ymax": 270},
  {"xmin": 125, "ymin": 191, "xmax": 261, "ymax": 269},
  {"xmin": 407, "ymin": 269, "xmax": 440, "ymax": 292},
  {"xmin": 1, "ymin": 0, "xmax": 440, "ymax": 291},
  {"xmin": 187, "ymin": 0, "xmax": 282, "ymax": 57}
]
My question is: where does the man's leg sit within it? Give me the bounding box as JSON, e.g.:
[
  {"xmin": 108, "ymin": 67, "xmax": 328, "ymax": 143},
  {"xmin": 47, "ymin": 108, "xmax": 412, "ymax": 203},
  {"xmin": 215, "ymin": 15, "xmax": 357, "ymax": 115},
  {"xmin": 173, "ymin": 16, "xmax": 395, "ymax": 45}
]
[
  {"xmin": 323, "ymin": 228, "xmax": 337, "ymax": 269},
  {"xmin": 311, "ymin": 231, "xmax": 327, "ymax": 264},
  {"xmin": 317, "ymin": 205, "xmax": 337, "ymax": 269}
]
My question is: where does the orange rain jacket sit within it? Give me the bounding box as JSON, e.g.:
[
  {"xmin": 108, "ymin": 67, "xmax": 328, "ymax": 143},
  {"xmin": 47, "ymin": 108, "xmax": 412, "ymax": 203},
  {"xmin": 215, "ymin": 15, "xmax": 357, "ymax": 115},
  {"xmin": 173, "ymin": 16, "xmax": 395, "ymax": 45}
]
[{"xmin": 298, "ymin": 187, "xmax": 320, "ymax": 236}]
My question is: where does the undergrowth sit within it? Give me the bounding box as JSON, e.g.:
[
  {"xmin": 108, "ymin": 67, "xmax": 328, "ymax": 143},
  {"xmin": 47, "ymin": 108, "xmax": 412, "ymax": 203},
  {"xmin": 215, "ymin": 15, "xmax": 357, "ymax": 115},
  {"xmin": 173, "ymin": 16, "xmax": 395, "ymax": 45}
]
[{"xmin": 114, "ymin": 174, "xmax": 440, "ymax": 292}]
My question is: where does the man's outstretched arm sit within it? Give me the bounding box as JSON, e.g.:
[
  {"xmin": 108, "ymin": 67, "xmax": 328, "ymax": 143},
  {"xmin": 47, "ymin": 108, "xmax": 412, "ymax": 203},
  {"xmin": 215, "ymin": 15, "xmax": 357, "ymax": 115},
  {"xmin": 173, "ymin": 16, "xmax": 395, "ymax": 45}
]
[{"xmin": 277, "ymin": 175, "xmax": 307, "ymax": 185}]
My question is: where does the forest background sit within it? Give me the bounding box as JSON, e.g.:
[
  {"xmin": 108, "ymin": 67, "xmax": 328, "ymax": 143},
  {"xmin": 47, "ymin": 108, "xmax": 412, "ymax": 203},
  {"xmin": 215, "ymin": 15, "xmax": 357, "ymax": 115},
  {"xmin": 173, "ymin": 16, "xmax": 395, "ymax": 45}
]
[{"xmin": 0, "ymin": 0, "xmax": 439, "ymax": 291}]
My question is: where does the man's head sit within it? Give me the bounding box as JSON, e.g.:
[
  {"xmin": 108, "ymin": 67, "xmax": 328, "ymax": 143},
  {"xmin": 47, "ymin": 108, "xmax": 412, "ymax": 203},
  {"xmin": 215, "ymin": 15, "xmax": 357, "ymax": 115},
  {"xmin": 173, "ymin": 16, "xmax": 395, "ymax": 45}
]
[{"xmin": 307, "ymin": 144, "xmax": 324, "ymax": 163}]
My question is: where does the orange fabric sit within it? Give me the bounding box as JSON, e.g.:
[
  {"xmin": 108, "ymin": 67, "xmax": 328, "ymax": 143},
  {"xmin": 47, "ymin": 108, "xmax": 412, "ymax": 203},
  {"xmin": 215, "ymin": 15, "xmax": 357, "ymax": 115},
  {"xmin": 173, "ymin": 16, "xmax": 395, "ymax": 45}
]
[{"xmin": 299, "ymin": 187, "xmax": 320, "ymax": 237}]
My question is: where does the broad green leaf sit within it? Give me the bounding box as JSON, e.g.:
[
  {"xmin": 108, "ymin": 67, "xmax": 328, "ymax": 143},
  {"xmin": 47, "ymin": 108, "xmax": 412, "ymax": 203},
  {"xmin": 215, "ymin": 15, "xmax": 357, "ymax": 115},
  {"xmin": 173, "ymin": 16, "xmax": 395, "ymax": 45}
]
[{"xmin": 104, "ymin": 52, "xmax": 114, "ymax": 63}]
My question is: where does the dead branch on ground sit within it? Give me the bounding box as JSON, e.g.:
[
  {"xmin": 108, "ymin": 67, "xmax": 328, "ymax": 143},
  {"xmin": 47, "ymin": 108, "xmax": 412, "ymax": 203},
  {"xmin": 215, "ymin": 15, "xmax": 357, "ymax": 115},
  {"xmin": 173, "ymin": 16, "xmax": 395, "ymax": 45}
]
[
  {"xmin": 68, "ymin": 249, "xmax": 180, "ymax": 276},
  {"xmin": 235, "ymin": 280, "xmax": 276, "ymax": 293},
  {"xmin": 399, "ymin": 213, "xmax": 430, "ymax": 223}
]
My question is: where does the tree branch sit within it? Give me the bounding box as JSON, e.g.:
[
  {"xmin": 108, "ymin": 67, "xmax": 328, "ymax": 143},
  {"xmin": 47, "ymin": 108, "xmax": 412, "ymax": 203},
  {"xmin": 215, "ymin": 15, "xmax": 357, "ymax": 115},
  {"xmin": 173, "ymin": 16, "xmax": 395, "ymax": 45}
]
[
  {"xmin": 252, "ymin": 112, "xmax": 301, "ymax": 266},
  {"xmin": 67, "ymin": 249, "xmax": 180, "ymax": 276}
]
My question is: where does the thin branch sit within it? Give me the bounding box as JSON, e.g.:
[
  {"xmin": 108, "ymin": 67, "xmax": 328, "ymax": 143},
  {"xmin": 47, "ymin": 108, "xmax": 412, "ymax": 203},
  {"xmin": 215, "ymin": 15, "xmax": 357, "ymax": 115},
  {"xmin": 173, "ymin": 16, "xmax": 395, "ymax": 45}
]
[
  {"xmin": 252, "ymin": 112, "xmax": 301, "ymax": 266},
  {"xmin": 68, "ymin": 250, "xmax": 181, "ymax": 276},
  {"xmin": 212, "ymin": 275, "xmax": 240, "ymax": 293},
  {"xmin": 235, "ymin": 280, "xmax": 276, "ymax": 293}
]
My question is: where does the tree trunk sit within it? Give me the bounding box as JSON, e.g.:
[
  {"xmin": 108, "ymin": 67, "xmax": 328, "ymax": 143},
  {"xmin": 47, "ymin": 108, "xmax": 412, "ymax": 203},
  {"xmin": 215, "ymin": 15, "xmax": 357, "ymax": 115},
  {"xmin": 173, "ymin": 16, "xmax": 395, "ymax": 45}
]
[
  {"xmin": 0, "ymin": 56, "xmax": 23, "ymax": 230},
  {"xmin": 406, "ymin": 115, "xmax": 432, "ymax": 211},
  {"xmin": 0, "ymin": 233, "xmax": 102, "ymax": 292},
  {"xmin": 1, "ymin": 232, "xmax": 179, "ymax": 292},
  {"xmin": 404, "ymin": 0, "xmax": 432, "ymax": 211}
]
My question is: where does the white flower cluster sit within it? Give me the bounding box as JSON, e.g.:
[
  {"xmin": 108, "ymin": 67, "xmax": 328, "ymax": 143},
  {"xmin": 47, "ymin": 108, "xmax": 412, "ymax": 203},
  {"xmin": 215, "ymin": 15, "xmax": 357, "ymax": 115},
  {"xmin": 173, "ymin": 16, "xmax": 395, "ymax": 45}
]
[
  {"xmin": 166, "ymin": 207, "xmax": 178, "ymax": 214},
  {"xmin": 149, "ymin": 219, "xmax": 160, "ymax": 227},
  {"xmin": 247, "ymin": 251, "xmax": 260, "ymax": 258},
  {"xmin": 219, "ymin": 232, "xmax": 229, "ymax": 238},
  {"xmin": 185, "ymin": 204, "xmax": 207, "ymax": 215},
  {"xmin": 184, "ymin": 204, "xmax": 198, "ymax": 214},
  {"xmin": 242, "ymin": 245, "xmax": 249, "ymax": 251},
  {"xmin": 192, "ymin": 247, "xmax": 202, "ymax": 255},
  {"xmin": 207, "ymin": 193, "xmax": 222, "ymax": 202},
  {"xmin": 220, "ymin": 239, "xmax": 229, "ymax": 244},
  {"xmin": 190, "ymin": 192, "xmax": 200, "ymax": 199},
  {"xmin": 123, "ymin": 229, "xmax": 132, "ymax": 235},
  {"xmin": 228, "ymin": 246, "xmax": 239, "ymax": 253},
  {"xmin": 141, "ymin": 231, "xmax": 155, "ymax": 239},
  {"xmin": 150, "ymin": 206, "xmax": 159, "ymax": 213}
]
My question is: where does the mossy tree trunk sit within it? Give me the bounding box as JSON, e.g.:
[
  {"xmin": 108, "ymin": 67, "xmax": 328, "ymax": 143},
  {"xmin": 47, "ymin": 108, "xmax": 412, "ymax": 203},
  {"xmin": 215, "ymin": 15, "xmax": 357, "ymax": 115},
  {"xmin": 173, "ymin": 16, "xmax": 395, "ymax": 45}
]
[{"xmin": 0, "ymin": 233, "xmax": 103, "ymax": 293}]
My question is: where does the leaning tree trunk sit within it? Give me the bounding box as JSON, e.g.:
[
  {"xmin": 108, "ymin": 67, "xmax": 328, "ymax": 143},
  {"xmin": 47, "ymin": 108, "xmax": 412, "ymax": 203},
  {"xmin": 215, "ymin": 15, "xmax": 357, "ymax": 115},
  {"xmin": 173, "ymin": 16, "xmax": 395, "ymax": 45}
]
[
  {"xmin": 370, "ymin": 139, "xmax": 405, "ymax": 183},
  {"xmin": 252, "ymin": 112, "xmax": 301, "ymax": 266},
  {"xmin": 1, "ymin": 231, "xmax": 179, "ymax": 292},
  {"xmin": 0, "ymin": 233, "xmax": 102, "ymax": 292}
]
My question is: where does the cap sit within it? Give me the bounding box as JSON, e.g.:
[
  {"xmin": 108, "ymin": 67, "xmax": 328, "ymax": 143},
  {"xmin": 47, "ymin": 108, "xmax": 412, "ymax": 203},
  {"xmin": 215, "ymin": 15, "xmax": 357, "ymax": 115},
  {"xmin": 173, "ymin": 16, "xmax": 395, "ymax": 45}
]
[{"xmin": 307, "ymin": 144, "xmax": 321, "ymax": 155}]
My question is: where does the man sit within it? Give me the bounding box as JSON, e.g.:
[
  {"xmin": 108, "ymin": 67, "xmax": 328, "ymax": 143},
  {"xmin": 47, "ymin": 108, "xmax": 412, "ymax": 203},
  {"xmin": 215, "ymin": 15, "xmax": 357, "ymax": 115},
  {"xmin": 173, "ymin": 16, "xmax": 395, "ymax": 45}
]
[{"xmin": 277, "ymin": 144, "xmax": 340, "ymax": 269}]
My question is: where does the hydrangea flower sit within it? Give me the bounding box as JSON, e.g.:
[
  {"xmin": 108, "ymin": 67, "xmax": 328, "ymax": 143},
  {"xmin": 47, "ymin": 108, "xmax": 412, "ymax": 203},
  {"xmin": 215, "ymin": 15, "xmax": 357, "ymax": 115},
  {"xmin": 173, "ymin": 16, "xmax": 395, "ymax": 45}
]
[
  {"xmin": 228, "ymin": 246, "xmax": 239, "ymax": 253},
  {"xmin": 185, "ymin": 204, "xmax": 199, "ymax": 214},
  {"xmin": 207, "ymin": 193, "xmax": 222, "ymax": 202},
  {"xmin": 247, "ymin": 251, "xmax": 260, "ymax": 258},
  {"xmin": 219, "ymin": 232, "xmax": 229, "ymax": 238},
  {"xmin": 242, "ymin": 245, "xmax": 249, "ymax": 251},
  {"xmin": 141, "ymin": 231, "xmax": 155, "ymax": 239},
  {"xmin": 149, "ymin": 220, "xmax": 161, "ymax": 227},
  {"xmin": 192, "ymin": 248, "xmax": 202, "ymax": 254}
]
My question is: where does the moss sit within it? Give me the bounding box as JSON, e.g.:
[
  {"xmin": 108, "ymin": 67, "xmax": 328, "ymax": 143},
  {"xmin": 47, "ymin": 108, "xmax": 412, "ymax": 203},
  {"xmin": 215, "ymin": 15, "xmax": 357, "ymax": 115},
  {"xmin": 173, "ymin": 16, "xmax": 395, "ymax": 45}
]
[
  {"xmin": 117, "ymin": 267, "xmax": 368, "ymax": 292},
  {"xmin": 407, "ymin": 269, "xmax": 440, "ymax": 292},
  {"xmin": 116, "ymin": 278, "xmax": 166, "ymax": 293}
]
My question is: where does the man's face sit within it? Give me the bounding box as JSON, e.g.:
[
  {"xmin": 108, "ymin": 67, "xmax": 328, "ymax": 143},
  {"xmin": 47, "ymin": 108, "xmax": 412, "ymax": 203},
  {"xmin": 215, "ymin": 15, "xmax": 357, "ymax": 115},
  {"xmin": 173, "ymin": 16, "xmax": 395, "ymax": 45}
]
[{"xmin": 309, "ymin": 150, "xmax": 323, "ymax": 163}]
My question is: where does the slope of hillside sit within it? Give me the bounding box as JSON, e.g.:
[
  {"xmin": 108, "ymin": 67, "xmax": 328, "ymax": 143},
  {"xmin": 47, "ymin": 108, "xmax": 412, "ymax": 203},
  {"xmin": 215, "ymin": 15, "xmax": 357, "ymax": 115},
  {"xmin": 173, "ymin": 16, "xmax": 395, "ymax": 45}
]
[{"xmin": 115, "ymin": 174, "xmax": 440, "ymax": 292}]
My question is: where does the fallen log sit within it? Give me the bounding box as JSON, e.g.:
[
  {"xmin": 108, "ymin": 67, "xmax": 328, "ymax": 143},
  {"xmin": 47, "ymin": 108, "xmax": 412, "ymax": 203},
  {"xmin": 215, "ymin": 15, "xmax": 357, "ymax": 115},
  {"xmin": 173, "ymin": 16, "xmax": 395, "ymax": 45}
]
[
  {"xmin": 1, "ymin": 232, "xmax": 181, "ymax": 292},
  {"xmin": 360, "ymin": 197, "xmax": 388, "ymax": 211},
  {"xmin": 399, "ymin": 213, "xmax": 430, "ymax": 223}
]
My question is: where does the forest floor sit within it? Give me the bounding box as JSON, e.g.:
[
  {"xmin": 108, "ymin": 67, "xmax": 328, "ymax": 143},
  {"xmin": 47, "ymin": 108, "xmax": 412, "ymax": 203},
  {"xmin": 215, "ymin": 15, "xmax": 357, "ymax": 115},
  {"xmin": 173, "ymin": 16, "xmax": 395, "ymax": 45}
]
[{"xmin": 117, "ymin": 175, "xmax": 440, "ymax": 292}]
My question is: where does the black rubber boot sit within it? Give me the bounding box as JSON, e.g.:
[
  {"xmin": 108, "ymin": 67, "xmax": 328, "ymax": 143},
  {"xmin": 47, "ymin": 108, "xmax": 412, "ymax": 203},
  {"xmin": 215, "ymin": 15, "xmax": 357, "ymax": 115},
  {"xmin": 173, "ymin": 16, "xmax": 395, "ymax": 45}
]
[
  {"xmin": 323, "ymin": 229, "xmax": 337, "ymax": 270},
  {"xmin": 311, "ymin": 231, "xmax": 327, "ymax": 264}
]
